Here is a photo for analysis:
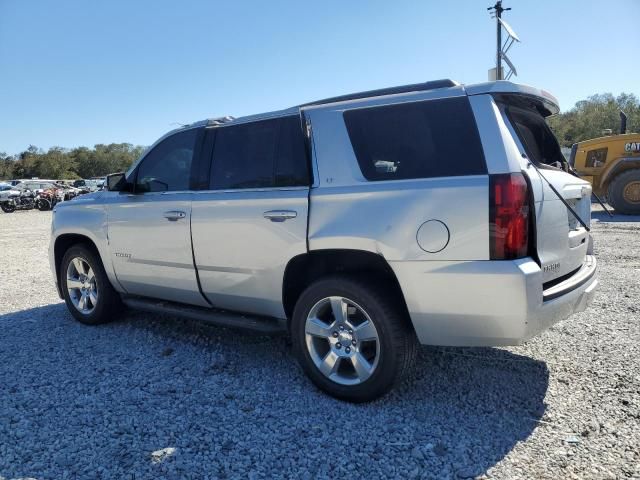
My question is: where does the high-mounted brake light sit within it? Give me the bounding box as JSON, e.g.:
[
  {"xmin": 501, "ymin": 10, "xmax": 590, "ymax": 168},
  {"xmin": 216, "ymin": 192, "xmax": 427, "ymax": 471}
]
[{"xmin": 489, "ymin": 173, "xmax": 530, "ymax": 260}]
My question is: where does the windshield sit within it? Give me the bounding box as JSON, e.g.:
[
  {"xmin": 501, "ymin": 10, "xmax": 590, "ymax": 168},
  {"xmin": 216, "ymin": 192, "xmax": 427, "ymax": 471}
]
[{"xmin": 505, "ymin": 105, "xmax": 566, "ymax": 167}]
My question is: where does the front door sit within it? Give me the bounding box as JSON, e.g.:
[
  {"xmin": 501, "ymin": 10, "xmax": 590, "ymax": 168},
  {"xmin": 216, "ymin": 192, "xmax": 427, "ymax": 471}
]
[{"xmin": 105, "ymin": 127, "xmax": 209, "ymax": 307}]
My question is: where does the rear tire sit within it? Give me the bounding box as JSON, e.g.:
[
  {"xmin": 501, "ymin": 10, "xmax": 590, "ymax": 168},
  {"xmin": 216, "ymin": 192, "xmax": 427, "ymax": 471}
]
[
  {"xmin": 61, "ymin": 244, "xmax": 123, "ymax": 325},
  {"xmin": 607, "ymin": 169, "xmax": 640, "ymax": 215},
  {"xmin": 291, "ymin": 275, "xmax": 417, "ymax": 402}
]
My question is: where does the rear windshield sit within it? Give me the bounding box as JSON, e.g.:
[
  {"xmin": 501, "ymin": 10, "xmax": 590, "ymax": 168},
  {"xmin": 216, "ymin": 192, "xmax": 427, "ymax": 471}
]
[
  {"xmin": 344, "ymin": 97, "xmax": 486, "ymax": 181},
  {"xmin": 504, "ymin": 104, "xmax": 565, "ymax": 168}
]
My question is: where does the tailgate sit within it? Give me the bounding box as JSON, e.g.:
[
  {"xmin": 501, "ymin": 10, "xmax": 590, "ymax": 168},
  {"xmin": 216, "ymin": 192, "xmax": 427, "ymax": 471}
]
[
  {"xmin": 499, "ymin": 98, "xmax": 592, "ymax": 283},
  {"xmin": 529, "ymin": 170, "xmax": 591, "ymax": 283}
]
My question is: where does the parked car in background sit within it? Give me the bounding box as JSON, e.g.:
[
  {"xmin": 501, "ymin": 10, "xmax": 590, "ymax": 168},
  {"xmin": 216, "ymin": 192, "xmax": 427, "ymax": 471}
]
[
  {"xmin": 0, "ymin": 183, "xmax": 20, "ymax": 202},
  {"xmin": 15, "ymin": 180, "xmax": 60, "ymax": 196},
  {"xmin": 55, "ymin": 182, "xmax": 82, "ymax": 201},
  {"xmin": 14, "ymin": 180, "xmax": 57, "ymax": 191},
  {"xmin": 73, "ymin": 179, "xmax": 103, "ymax": 192},
  {"xmin": 49, "ymin": 79, "xmax": 598, "ymax": 402},
  {"xmin": 90, "ymin": 177, "xmax": 106, "ymax": 189},
  {"xmin": 13, "ymin": 181, "xmax": 62, "ymax": 210}
]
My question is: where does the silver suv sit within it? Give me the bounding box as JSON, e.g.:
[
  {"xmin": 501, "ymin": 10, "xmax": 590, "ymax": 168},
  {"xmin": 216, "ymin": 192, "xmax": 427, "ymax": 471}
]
[{"xmin": 49, "ymin": 80, "xmax": 598, "ymax": 402}]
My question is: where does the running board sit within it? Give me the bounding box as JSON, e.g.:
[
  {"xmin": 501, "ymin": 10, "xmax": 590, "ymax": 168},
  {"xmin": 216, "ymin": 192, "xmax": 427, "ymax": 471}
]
[{"xmin": 121, "ymin": 296, "xmax": 287, "ymax": 335}]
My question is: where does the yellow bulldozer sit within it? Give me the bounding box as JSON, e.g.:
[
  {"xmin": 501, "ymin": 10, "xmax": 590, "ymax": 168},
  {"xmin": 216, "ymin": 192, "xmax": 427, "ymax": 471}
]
[{"xmin": 569, "ymin": 112, "xmax": 640, "ymax": 214}]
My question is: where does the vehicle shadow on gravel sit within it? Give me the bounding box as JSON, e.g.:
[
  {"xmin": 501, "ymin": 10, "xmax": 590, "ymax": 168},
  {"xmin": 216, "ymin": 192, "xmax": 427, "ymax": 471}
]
[
  {"xmin": 592, "ymin": 210, "xmax": 640, "ymax": 223},
  {"xmin": 0, "ymin": 303, "xmax": 549, "ymax": 479}
]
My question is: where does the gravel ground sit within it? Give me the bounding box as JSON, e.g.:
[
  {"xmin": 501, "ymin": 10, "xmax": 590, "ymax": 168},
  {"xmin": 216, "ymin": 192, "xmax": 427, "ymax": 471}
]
[{"xmin": 0, "ymin": 207, "xmax": 638, "ymax": 479}]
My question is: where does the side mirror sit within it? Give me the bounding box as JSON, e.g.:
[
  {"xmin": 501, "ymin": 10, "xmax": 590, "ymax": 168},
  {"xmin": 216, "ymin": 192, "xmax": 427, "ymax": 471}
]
[{"xmin": 106, "ymin": 172, "xmax": 131, "ymax": 192}]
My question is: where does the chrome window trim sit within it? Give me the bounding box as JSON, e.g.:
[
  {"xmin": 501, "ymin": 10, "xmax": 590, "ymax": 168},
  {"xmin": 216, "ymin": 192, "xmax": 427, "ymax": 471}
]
[
  {"xmin": 192, "ymin": 186, "xmax": 309, "ymax": 195},
  {"xmin": 110, "ymin": 190, "xmax": 195, "ymax": 197},
  {"xmin": 335, "ymin": 174, "xmax": 489, "ymax": 187}
]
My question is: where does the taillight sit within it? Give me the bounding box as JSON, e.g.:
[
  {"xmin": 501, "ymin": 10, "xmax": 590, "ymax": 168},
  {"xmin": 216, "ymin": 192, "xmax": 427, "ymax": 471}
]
[{"xmin": 489, "ymin": 173, "xmax": 530, "ymax": 260}]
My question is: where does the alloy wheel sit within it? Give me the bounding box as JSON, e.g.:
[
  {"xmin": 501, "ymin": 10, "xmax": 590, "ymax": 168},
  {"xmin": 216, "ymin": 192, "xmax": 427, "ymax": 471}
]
[
  {"xmin": 66, "ymin": 257, "xmax": 98, "ymax": 314},
  {"xmin": 304, "ymin": 296, "xmax": 380, "ymax": 386}
]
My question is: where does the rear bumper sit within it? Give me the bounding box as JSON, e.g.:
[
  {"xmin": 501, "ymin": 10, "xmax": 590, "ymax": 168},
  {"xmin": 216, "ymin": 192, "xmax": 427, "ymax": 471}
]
[{"xmin": 390, "ymin": 255, "xmax": 598, "ymax": 347}]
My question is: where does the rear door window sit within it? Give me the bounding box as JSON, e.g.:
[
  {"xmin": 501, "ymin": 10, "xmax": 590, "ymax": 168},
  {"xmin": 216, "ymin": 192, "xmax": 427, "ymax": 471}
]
[
  {"xmin": 343, "ymin": 97, "xmax": 486, "ymax": 181},
  {"xmin": 209, "ymin": 115, "xmax": 309, "ymax": 190}
]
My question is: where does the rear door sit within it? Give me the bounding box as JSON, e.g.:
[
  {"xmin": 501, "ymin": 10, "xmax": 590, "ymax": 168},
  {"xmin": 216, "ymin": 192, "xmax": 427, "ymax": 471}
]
[
  {"xmin": 191, "ymin": 114, "xmax": 310, "ymax": 318},
  {"xmin": 499, "ymin": 99, "xmax": 591, "ymax": 283}
]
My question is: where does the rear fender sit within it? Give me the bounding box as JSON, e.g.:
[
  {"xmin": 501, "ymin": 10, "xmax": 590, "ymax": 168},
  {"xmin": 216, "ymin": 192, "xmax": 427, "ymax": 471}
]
[{"xmin": 600, "ymin": 157, "xmax": 640, "ymax": 190}]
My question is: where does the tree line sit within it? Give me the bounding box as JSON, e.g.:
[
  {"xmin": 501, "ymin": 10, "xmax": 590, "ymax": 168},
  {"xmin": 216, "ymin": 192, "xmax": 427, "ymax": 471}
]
[
  {"xmin": 0, "ymin": 143, "xmax": 146, "ymax": 181},
  {"xmin": 1, "ymin": 91, "xmax": 638, "ymax": 181},
  {"xmin": 548, "ymin": 92, "xmax": 639, "ymax": 147}
]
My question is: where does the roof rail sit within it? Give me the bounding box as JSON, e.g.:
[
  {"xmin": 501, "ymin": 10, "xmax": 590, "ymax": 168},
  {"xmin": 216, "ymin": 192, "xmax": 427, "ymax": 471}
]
[
  {"xmin": 207, "ymin": 116, "xmax": 235, "ymax": 126},
  {"xmin": 299, "ymin": 79, "xmax": 460, "ymax": 107},
  {"xmin": 188, "ymin": 116, "xmax": 235, "ymax": 129}
]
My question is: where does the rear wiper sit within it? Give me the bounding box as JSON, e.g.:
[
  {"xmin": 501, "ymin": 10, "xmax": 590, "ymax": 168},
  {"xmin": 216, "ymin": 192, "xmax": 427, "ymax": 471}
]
[{"xmin": 525, "ymin": 156, "xmax": 590, "ymax": 232}]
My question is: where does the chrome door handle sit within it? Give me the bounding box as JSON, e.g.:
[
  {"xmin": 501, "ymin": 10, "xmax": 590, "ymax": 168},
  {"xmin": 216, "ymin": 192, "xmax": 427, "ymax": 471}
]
[
  {"xmin": 263, "ymin": 210, "xmax": 297, "ymax": 222},
  {"xmin": 163, "ymin": 210, "xmax": 186, "ymax": 221}
]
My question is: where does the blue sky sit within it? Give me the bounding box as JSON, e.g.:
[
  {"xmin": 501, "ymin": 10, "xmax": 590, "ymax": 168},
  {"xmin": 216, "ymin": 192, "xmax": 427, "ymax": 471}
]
[{"xmin": 1, "ymin": 0, "xmax": 638, "ymax": 155}]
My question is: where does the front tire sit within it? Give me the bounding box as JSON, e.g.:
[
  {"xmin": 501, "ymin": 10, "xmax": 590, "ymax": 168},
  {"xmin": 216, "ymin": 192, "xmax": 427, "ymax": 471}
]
[
  {"xmin": 608, "ymin": 169, "xmax": 640, "ymax": 215},
  {"xmin": 61, "ymin": 244, "xmax": 123, "ymax": 325},
  {"xmin": 292, "ymin": 276, "xmax": 417, "ymax": 402}
]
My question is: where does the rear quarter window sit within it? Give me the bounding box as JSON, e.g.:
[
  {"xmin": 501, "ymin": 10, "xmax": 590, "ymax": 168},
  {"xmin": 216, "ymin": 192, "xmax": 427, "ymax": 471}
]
[{"xmin": 343, "ymin": 97, "xmax": 486, "ymax": 181}]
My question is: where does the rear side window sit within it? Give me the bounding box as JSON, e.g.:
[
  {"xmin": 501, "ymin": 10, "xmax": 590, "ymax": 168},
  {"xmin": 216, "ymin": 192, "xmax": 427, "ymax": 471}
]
[
  {"xmin": 210, "ymin": 115, "xmax": 309, "ymax": 190},
  {"xmin": 344, "ymin": 97, "xmax": 486, "ymax": 181}
]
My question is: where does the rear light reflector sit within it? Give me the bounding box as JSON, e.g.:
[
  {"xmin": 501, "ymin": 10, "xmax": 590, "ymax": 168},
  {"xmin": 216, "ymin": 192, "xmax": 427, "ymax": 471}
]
[{"xmin": 489, "ymin": 173, "xmax": 530, "ymax": 259}]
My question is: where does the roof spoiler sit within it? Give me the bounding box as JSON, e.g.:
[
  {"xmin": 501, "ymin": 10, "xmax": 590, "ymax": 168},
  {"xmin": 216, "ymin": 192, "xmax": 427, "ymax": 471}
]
[{"xmin": 466, "ymin": 81, "xmax": 560, "ymax": 116}]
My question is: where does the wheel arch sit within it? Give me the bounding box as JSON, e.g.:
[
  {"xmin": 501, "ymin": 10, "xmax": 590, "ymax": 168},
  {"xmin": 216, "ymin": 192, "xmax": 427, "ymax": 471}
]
[
  {"xmin": 53, "ymin": 234, "xmax": 104, "ymax": 298},
  {"xmin": 282, "ymin": 249, "xmax": 411, "ymax": 329},
  {"xmin": 600, "ymin": 157, "xmax": 640, "ymax": 191}
]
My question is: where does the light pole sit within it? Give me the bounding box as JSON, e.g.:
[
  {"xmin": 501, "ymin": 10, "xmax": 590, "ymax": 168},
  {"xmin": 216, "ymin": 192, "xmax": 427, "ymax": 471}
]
[{"xmin": 487, "ymin": 1, "xmax": 518, "ymax": 81}]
